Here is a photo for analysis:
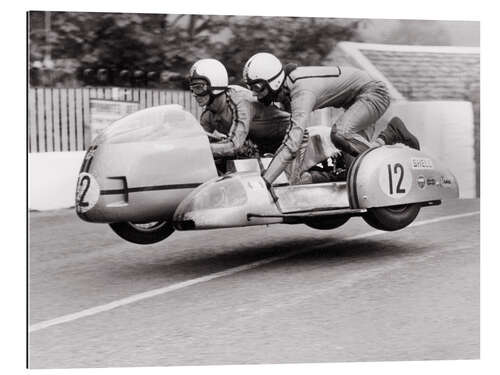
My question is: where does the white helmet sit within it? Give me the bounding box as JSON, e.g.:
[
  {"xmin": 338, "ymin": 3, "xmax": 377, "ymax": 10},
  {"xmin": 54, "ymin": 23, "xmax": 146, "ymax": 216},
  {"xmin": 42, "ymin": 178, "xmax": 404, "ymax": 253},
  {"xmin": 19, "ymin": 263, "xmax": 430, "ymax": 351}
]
[
  {"xmin": 189, "ymin": 58, "xmax": 228, "ymax": 96},
  {"xmin": 243, "ymin": 52, "xmax": 285, "ymax": 92}
]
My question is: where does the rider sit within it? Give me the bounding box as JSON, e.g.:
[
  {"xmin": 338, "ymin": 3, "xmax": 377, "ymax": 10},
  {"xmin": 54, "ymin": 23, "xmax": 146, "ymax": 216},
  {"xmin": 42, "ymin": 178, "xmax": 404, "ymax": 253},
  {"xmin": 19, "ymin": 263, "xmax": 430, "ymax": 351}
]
[
  {"xmin": 189, "ymin": 58, "xmax": 291, "ymax": 162},
  {"xmin": 243, "ymin": 52, "xmax": 420, "ymax": 185}
]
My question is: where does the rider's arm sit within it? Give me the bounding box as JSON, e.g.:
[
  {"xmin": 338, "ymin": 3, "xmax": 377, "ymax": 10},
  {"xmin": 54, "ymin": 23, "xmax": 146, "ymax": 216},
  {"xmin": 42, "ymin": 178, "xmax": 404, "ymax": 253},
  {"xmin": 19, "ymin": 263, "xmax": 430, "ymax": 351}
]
[
  {"xmin": 200, "ymin": 111, "xmax": 229, "ymax": 142},
  {"xmin": 199, "ymin": 110, "xmax": 213, "ymax": 132},
  {"xmin": 262, "ymin": 90, "xmax": 316, "ymax": 183},
  {"xmin": 210, "ymin": 97, "xmax": 254, "ymax": 158}
]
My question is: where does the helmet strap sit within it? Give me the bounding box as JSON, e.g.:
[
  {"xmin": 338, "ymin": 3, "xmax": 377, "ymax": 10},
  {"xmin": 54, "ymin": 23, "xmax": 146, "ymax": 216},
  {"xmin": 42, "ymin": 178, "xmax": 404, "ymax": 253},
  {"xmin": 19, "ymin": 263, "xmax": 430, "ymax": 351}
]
[
  {"xmin": 207, "ymin": 90, "xmax": 227, "ymax": 109},
  {"xmin": 258, "ymin": 88, "xmax": 279, "ymax": 106}
]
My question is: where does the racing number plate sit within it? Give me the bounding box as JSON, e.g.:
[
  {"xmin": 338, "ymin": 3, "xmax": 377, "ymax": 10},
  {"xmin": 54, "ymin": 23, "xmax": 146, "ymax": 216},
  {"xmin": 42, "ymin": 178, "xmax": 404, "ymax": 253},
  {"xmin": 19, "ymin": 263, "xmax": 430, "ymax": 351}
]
[
  {"xmin": 76, "ymin": 172, "xmax": 100, "ymax": 213},
  {"xmin": 378, "ymin": 161, "xmax": 412, "ymax": 199}
]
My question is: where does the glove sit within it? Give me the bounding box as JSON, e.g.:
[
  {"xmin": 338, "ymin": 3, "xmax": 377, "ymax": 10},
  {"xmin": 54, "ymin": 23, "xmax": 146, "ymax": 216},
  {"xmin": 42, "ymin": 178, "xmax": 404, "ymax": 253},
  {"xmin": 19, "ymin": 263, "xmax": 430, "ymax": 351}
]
[{"xmin": 206, "ymin": 130, "xmax": 227, "ymax": 142}]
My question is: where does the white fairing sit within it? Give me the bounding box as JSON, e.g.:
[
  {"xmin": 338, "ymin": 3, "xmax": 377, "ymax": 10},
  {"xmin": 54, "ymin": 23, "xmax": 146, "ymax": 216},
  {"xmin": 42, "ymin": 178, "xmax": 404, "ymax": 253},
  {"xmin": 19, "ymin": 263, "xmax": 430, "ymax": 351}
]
[
  {"xmin": 76, "ymin": 105, "xmax": 218, "ymax": 223},
  {"xmin": 173, "ymin": 172, "xmax": 284, "ymax": 230},
  {"xmin": 348, "ymin": 145, "xmax": 459, "ymax": 209}
]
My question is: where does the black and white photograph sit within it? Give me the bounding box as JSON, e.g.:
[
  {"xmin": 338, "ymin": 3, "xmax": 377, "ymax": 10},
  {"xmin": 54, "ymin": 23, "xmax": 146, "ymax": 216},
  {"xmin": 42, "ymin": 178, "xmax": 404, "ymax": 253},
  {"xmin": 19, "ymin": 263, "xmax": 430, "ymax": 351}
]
[{"xmin": 24, "ymin": 2, "xmax": 487, "ymax": 373}]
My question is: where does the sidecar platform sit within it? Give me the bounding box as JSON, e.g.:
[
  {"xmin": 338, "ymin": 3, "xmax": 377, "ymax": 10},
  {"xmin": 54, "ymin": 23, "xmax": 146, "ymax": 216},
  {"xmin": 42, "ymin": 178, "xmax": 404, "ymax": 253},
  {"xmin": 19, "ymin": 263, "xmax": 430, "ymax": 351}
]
[{"xmin": 273, "ymin": 181, "xmax": 349, "ymax": 213}]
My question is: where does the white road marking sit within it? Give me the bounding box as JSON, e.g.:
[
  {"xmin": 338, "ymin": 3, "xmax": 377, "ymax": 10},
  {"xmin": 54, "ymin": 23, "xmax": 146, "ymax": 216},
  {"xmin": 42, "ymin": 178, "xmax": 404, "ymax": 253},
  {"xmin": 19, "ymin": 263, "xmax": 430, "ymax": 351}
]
[{"xmin": 29, "ymin": 210, "xmax": 479, "ymax": 333}]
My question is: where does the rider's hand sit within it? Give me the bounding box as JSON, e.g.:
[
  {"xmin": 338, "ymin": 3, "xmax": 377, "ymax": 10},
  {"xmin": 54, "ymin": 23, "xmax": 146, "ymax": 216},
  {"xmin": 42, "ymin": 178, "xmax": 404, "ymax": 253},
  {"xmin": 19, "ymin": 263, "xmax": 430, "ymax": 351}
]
[
  {"xmin": 206, "ymin": 131, "xmax": 227, "ymax": 142},
  {"xmin": 213, "ymin": 130, "xmax": 227, "ymax": 140}
]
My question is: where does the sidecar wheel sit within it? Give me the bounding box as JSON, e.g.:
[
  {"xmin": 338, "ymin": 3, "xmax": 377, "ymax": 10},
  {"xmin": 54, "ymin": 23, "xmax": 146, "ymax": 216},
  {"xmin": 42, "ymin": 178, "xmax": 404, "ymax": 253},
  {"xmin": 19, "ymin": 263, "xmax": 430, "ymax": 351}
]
[
  {"xmin": 363, "ymin": 204, "xmax": 420, "ymax": 231},
  {"xmin": 109, "ymin": 221, "xmax": 174, "ymax": 245},
  {"xmin": 305, "ymin": 215, "xmax": 350, "ymax": 230}
]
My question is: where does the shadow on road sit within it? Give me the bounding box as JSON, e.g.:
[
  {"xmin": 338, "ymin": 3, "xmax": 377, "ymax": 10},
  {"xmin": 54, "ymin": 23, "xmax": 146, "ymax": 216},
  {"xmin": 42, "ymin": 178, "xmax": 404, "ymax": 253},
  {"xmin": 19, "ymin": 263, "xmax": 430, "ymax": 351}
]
[{"xmin": 109, "ymin": 234, "xmax": 426, "ymax": 281}]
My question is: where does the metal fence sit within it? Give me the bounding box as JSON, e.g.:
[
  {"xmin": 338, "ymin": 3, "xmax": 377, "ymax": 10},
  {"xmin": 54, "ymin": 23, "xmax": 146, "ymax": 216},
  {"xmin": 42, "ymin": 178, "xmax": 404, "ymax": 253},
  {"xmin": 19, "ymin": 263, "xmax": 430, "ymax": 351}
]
[{"xmin": 28, "ymin": 87, "xmax": 202, "ymax": 153}]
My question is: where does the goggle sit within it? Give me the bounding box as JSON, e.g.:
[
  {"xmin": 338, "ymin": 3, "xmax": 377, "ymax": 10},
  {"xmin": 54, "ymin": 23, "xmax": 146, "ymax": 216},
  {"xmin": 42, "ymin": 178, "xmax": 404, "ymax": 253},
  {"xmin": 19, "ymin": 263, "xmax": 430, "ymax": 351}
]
[
  {"xmin": 189, "ymin": 82, "xmax": 210, "ymax": 97},
  {"xmin": 247, "ymin": 80, "xmax": 268, "ymax": 93},
  {"xmin": 246, "ymin": 67, "xmax": 284, "ymax": 94}
]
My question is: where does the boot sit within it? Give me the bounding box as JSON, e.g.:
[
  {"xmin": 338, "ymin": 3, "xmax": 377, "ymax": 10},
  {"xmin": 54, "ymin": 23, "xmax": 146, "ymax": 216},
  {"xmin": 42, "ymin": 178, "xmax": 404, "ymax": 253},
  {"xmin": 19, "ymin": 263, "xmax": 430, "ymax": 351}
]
[{"xmin": 378, "ymin": 117, "xmax": 420, "ymax": 150}]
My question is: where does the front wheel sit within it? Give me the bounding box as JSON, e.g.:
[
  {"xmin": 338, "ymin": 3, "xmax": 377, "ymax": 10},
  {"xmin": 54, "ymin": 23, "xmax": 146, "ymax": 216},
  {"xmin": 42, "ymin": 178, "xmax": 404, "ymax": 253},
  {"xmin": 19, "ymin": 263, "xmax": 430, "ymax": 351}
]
[
  {"xmin": 109, "ymin": 221, "xmax": 174, "ymax": 245},
  {"xmin": 363, "ymin": 204, "xmax": 420, "ymax": 231},
  {"xmin": 305, "ymin": 215, "xmax": 350, "ymax": 230}
]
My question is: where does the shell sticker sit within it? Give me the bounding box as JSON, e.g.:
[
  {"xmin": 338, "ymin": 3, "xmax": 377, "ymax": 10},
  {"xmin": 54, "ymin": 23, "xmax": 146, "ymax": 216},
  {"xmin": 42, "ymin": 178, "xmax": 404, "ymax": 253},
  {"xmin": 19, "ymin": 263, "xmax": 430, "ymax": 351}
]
[
  {"xmin": 410, "ymin": 157, "xmax": 434, "ymax": 170},
  {"xmin": 75, "ymin": 173, "xmax": 100, "ymax": 213},
  {"xmin": 378, "ymin": 162, "xmax": 412, "ymax": 198}
]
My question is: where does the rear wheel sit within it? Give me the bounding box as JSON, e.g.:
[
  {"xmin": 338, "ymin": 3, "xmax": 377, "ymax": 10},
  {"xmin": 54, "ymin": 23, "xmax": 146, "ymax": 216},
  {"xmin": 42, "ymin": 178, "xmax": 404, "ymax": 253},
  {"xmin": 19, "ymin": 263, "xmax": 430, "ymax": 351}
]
[
  {"xmin": 363, "ymin": 204, "xmax": 420, "ymax": 231},
  {"xmin": 109, "ymin": 221, "xmax": 174, "ymax": 245},
  {"xmin": 305, "ymin": 215, "xmax": 350, "ymax": 230}
]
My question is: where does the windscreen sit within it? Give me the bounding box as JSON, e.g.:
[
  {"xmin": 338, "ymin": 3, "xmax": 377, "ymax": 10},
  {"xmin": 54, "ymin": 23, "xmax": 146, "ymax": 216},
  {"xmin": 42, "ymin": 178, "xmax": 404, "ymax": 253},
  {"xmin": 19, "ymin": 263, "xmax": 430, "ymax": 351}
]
[{"xmin": 92, "ymin": 105, "xmax": 203, "ymax": 145}]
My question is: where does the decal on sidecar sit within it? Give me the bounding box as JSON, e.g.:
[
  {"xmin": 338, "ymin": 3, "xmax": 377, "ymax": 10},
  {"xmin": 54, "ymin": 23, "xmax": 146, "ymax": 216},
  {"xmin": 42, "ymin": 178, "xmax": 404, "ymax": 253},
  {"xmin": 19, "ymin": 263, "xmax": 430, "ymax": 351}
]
[
  {"xmin": 348, "ymin": 146, "xmax": 459, "ymax": 209},
  {"xmin": 75, "ymin": 172, "xmax": 100, "ymax": 213}
]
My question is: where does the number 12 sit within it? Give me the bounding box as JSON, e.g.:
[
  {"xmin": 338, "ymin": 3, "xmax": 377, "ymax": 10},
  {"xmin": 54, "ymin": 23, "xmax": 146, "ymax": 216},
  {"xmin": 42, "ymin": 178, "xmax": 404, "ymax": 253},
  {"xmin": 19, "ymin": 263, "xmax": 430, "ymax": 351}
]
[{"xmin": 387, "ymin": 163, "xmax": 406, "ymax": 195}]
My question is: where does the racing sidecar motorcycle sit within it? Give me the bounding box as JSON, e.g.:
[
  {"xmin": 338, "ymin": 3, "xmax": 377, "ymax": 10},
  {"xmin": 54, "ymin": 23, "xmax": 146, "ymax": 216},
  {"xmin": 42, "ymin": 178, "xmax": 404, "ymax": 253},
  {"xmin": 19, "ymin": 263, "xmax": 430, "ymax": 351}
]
[{"xmin": 75, "ymin": 105, "xmax": 459, "ymax": 245}]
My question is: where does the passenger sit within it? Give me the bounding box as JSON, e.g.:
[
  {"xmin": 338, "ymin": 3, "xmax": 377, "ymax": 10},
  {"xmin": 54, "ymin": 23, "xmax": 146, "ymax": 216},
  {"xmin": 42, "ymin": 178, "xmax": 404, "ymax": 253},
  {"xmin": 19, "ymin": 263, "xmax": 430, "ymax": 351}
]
[
  {"xmin": 243, "ymin": 52, "xmax": 420, "ymax": 186},
  {"xmin": 189, "ymin": 58, "xmax": 291, "ymax": 164}
]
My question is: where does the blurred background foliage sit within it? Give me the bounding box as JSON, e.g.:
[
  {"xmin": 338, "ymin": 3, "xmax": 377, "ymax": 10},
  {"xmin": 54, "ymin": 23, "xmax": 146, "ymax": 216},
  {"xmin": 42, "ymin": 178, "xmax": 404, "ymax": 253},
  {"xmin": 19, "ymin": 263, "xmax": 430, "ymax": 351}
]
[{"xmin": 29, "ymin": 11, "xmax": 473, "ymax": 88}]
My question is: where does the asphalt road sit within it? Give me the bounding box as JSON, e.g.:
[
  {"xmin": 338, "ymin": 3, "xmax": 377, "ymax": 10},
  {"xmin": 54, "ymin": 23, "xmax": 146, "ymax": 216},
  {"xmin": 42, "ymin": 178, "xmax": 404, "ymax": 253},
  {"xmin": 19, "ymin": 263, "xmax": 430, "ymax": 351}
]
[{"xmin": 28, "ymin": 199, "xmax": 480, "ymax": 369}]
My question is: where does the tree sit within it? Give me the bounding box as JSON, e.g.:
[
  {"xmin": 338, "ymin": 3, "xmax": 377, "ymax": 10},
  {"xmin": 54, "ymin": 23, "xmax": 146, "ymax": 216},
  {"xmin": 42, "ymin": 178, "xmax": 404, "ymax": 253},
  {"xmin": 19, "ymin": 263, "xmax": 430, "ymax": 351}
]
[
  {"xmin": 28, "ymin": 12, "xmax": 362, "ymax": 87},
  {"xmin": 29, "ymin": 11, "xmax": 231, "ymax": 87},
  {"xmin": 218, "ymin": 16, "xmax": 362, "ymax": 82}
]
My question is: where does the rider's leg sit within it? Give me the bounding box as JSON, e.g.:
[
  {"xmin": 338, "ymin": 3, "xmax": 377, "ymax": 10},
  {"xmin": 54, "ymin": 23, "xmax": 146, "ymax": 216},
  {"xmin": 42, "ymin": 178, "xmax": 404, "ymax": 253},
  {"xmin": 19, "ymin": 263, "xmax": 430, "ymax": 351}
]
[
  {"xmin": 330, "ymin": 82, "xmax": 391, "ymax": 157},
  {"xmin": 330, "ymin": 100, "xmax": 385, "ymax": 157}
]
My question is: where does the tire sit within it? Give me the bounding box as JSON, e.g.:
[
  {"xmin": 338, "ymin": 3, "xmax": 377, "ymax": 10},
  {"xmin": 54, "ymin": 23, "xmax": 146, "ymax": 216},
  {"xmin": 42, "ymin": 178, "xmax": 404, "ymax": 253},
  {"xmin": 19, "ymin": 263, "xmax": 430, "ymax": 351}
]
[
  {"xmin": 109, "ymin": 221, "xmax": 175, "ymax": 245},
  {"xmin": 305, "ymin": 215, "xmax": 350, "ymax": 230},
  {"xmin": 363, "ymin": 204, "xmax": 420, "ymax": 231}
]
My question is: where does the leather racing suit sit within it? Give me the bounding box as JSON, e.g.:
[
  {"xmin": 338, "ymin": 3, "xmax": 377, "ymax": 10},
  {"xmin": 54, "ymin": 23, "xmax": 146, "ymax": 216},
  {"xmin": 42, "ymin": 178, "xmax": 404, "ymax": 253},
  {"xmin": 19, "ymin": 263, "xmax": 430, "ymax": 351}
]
[
  {"xmin": 200, "ymin": 85, "xmax": 291, "ymax": 159},
  {"xmin": 263, "ymin": 66, "xmax": 390, "ymax": 184}
]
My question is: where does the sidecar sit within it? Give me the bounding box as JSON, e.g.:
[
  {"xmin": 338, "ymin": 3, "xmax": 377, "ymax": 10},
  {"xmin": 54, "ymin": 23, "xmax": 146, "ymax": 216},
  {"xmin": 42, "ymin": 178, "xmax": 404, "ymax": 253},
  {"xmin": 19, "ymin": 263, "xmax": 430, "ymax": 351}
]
[
  {"xmin": 76, "ymin": 104, "xmax": 459, "ymax": 245},
  {"xmin": 173, "ymin": 145, "xmax": 459, "ymax": 232}
]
